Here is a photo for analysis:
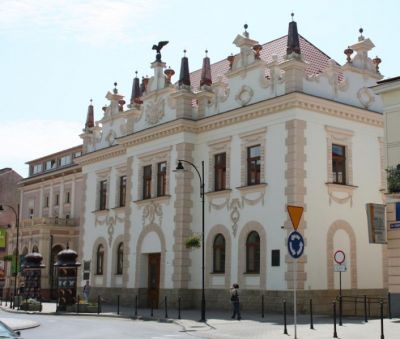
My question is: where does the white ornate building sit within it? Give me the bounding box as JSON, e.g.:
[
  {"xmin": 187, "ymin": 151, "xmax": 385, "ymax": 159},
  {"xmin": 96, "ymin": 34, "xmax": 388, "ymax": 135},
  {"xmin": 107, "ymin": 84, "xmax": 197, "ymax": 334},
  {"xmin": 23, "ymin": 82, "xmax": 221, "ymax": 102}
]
[{"xmin": 76, "ymin": 21, "xmax": 387, "ymax": 312}]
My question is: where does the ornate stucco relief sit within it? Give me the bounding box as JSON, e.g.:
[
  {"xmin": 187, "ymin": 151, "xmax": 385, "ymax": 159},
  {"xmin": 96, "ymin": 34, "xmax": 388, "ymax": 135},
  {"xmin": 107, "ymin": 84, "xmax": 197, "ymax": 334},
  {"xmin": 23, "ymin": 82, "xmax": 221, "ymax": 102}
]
[
  {"xmin": 235, "ymin": 85, "xmax": 254, "ymax": 106},
  {"xmin": 95, "ymin": 212, "xmax": 125, "ymax": 246},
  {"xmin": 141, "ymin": 201, "xmax": 163, "ymax": 227},
  {"xmin": 145, "ymin": 98, "xmax": 165, "ymax": 125}
]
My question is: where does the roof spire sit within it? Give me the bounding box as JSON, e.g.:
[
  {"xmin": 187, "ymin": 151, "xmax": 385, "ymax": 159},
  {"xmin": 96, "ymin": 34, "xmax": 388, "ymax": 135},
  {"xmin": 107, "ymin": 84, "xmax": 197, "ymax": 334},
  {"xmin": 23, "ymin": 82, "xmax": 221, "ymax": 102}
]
[
  {"xmin": 130, "ymin": 71, "xmax": 142, "ymax": 104},
  {"xmin": 286, "ymin": 13, "xmax": 301, "ymax": 55},
  {"xmin": 85, "ymin": 99, "xmax": 94, "ymax": 129},
  {"xmin": 178, "ymin": 49, "xmax": 191, "ymax": 87},
  {"xmin": 200, "ymin": 49, "xmax": 212, "ymax": 87}
]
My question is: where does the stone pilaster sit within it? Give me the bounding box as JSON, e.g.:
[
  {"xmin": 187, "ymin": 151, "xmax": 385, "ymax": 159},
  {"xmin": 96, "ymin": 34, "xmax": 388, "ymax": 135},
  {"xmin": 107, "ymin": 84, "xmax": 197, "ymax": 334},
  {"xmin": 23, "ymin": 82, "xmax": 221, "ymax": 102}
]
[
  {"xmin": 172, "ymin": 143, "xmax": 194, "ymax": 288},
  {"xmin": 284, "ymin": 119, "xmax": 307, "ymax": 289},
  {"xmin": 123, "ymin": 156, "xmax": 133, "ymax": 287}
]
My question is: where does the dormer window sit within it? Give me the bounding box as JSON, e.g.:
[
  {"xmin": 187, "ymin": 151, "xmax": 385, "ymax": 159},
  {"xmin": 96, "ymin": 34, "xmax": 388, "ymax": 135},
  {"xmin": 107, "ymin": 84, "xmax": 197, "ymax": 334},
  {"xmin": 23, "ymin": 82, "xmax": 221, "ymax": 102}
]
[{"xmin": 45, "ymin": 159, "xmax": 56, "ymax": 171}]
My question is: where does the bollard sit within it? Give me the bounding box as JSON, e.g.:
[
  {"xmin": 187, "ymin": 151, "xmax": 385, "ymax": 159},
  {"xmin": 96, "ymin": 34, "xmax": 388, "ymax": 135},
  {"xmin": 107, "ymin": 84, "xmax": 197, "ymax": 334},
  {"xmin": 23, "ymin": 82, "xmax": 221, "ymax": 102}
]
[
  {"xmin": 388, "ymin": 292, "xmax": 392, "ymax": 319},
  {"xmin": 97, "ymin": 295, "xmax": 101, "ymax": 315},
  {"xmin": 135, "ymin": 295, "xmax": 138, "ymax": 317},
  {"xmin": 5, "ymin": 296, "xmax": 7, "ymax": 307},
  {"xmin": 283, "ymin": 299, "xmax": 288, "ymax": 335},
  {"xmin": 150, "ymin": 301, "xmax": 154, "ymax": 317},
  {"xmin": 164, "ymin": 296, "xmax": 168, "ymax": 318},
  {"xmin": 310, "ymin": 299, "xmax": 314, "ymax": 330},
  {"xmin": 9, "ymin": 295, "xmax": 12, "ymax": 309},
  {"xmin": 339, "ymin": 295, "xmax": 343, "ymax": 326},
  {"xmin": 380, "ymin": 299, "xmax": 384, "ymax": 339},
  {"xmin": 364, "ymin": 295, "xmax": 368, "ymax": 323},
  {"xmin": 333, "ymin": 301, "xmax": 338, "ymax": 338},
  {"xmin": 117, "ymin": 295, "xmax": 120, "ymax": 315},
  {"xmin": 261, "ymin": 295, "xmax": 264, "ymax": 318},
  {"xmin": 178, "ymin": 297, "xmax": 181, "ymax": 320},
  {"xmin": 77, "ymin": 295, "xmax": 80, "ymax": 314}
]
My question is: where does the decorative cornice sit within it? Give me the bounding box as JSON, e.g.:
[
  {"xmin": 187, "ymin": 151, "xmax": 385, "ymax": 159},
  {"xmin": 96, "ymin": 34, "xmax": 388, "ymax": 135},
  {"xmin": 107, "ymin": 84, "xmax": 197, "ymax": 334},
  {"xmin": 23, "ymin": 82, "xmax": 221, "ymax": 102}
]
[
  {"xmin": 75, "ymin": 145, "xmax": 126, "ymax": 166},
  {"xmin": 84, "ymin": 92, "xmax": 382, "ymax": 166}
]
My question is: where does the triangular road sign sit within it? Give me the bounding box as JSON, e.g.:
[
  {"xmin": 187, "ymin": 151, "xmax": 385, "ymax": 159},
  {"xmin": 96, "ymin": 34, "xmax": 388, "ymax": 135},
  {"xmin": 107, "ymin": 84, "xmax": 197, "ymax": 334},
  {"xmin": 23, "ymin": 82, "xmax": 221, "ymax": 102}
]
[{"xmin": 287, "ymin": 205, "xmax": 303, "ymax": 230}]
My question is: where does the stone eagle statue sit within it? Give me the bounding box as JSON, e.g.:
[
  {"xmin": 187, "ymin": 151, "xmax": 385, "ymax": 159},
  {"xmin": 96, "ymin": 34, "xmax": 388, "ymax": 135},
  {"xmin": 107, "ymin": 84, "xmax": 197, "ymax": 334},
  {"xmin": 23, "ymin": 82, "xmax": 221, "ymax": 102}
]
[{"xmin": 152, "ymin": 41, "xmax": 169, "ymax": 61}]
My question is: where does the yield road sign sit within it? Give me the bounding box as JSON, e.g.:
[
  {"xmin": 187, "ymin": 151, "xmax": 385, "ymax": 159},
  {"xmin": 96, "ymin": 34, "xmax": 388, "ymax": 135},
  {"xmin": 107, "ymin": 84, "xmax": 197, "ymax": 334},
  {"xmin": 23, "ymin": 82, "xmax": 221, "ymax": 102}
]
[
  {"xmin": 287, "ymin": 205, "xmax": 303, "ymax": 230},
  {"xmin": 288, "ymin": 231, "xmax": 304, "ymax": 259}
]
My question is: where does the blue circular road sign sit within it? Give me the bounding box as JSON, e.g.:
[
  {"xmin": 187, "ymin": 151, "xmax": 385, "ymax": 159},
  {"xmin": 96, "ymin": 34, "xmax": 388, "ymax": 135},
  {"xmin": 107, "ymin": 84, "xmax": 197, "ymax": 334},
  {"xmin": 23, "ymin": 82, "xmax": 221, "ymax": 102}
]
[{"xmin": 288, "ymin": 231, "xmax": 304, "ymax": 259}]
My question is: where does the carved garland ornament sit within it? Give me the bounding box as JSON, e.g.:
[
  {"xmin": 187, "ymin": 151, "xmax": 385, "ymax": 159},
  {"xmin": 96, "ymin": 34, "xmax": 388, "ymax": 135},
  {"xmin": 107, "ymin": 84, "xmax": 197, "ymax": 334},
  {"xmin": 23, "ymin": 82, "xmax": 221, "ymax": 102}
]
[
  {"xmin": 235, "ymin": 85, "xmax": 253, "ymax": 106},
  {"xmin": 95, "ymin": 214, "xmax": 125, "ymax": 246},
  {"xmin": 357, "ymin": 87, "xmax": 375, "ymax": 109},
  {"xmin": 142, "ymin": 201, "xmax": 163, "ymax": 227}
]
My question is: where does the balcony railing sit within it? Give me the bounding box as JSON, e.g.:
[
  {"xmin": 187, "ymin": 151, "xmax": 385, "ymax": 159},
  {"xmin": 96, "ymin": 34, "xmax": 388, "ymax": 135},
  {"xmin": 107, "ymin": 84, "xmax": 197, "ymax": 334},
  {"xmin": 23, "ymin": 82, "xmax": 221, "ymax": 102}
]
[{"xmin": 21, "ymin": 216, "xmax": 77, "ymax": 227}]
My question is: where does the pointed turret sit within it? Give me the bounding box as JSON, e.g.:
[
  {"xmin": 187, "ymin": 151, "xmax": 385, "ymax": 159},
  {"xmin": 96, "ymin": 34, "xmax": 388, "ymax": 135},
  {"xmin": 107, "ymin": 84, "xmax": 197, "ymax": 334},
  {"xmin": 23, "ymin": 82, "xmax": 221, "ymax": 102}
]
[
  {"xmin": 286, "ymin": 13, "xmax": 301, "ymax": 55},
  {"xmin": 178, "ymin": 50, "xmax": 191, "ymax": 87},
  {"xmin": 85, "ymin": 99, "xmax": 94, "ymax": 129},
  {"xmin": 200, "ymin": 50, "xmax": 212, "ymax": 87},
  {"xmin": 130, "ymin": 71, "xmax": 142, "ymax": 105}
]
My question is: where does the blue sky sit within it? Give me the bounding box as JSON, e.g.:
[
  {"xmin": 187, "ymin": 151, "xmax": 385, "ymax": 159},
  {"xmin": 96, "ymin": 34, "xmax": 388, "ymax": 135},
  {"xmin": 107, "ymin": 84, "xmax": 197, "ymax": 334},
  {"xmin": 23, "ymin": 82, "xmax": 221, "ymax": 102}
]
[{"xmin": 0, "ymin": 0, "xmax": 398, "ymax": 177}]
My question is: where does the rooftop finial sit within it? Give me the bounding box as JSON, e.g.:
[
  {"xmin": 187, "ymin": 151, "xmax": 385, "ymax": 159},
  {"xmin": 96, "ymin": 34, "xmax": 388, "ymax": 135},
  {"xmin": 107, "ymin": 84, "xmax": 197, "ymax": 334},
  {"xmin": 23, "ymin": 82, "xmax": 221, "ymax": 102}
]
[
  {"xmin": 184, "ymin": 49, "xmax": 187, "ymax": 57},
  {"xmin": 179, "ymin": 49, "xmax": 191, "ymax": 87},
  {"xmin": 113, "ymin": 82, "xmax": 118, "ymax": 94},
  {"xmin": 291, "ymin": 12, "xmax": 294, "ymax": 21},
  {"xmin": 286, "ymin": 15, "xmax": 301, "ymax": 55},
  {"xmin": 85, "ymin": 98, "xmax": 94, "ymax": 129},
  {"xmin": 135, "ymin": 70, "xmax": 138, "ymax": 77},
  {"xmin": 358, "ymin": 27, "xmax": 365, "ymax": 41},
  {"xmin": 200, "ymin": 49, "xmax": 212, "ymax": 87},
  {"xmin": 243, "ymin": 23, "xmax": 249, "ymax": 38},
  {"xmin": 90, "ymin": 98, "xmax": 93, "ymax": 104}
]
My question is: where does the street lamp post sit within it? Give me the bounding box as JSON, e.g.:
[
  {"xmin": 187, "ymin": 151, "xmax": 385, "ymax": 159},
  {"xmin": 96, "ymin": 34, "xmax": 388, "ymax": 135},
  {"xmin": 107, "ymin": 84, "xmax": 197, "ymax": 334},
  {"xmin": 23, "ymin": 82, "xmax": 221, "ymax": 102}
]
[
  {"xmin": 0, "ymin": 204, "xmax": 20, "ymax": 305},
  {"xmin": 175, "ymin": 159, "xmax": 206, "ymax": 322}
]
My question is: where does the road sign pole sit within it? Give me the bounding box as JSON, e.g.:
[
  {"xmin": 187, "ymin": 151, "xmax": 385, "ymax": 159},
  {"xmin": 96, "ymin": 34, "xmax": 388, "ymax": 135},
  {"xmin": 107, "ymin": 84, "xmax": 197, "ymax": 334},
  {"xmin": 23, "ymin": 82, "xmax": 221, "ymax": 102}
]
[{"xmin": 294, "ymin": 258, "xmax": 297, "ymax": 339}]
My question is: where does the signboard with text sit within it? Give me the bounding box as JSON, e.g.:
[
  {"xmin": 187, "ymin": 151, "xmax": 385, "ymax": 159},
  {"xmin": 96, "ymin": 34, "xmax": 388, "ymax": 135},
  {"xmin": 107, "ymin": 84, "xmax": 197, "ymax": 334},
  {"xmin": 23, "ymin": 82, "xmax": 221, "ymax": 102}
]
[{"xmin": 366, "ymin": 203, "xmax": 386, "ymax": 244}]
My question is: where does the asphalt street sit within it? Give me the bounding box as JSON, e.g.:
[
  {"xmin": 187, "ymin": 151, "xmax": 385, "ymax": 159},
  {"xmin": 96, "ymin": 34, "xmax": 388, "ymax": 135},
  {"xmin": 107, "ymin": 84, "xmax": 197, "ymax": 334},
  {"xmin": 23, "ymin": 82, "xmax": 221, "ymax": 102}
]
[{"xmin": 0, "ymin": 309, "xmax": 197, "ymax": 339}]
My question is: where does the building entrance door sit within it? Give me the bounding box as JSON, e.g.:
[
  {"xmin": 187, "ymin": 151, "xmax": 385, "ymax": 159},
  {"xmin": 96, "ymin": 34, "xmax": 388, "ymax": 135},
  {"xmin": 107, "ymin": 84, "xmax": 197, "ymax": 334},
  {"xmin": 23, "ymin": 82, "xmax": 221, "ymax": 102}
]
[{"xmin": 147, "ymin": 253, "xmax": 160, "ymax": 308}]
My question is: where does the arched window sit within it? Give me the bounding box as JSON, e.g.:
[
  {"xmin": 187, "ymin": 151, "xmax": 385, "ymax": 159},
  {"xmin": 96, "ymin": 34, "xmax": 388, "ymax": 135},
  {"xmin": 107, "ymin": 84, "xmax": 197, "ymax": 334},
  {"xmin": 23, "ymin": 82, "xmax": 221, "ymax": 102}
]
[
  {"xmin": 116, "ymin": 242, "xmax": 123, "ymax": 275},
  {"xmin": 213, "ymin": 234, "xmax": 225, "ymax": 273},
  {"xmin": 246, "ymin": 231, "xmax": 260, "ymax": 273},
  {"xmin": 96, "ymin": 244, "xmax": 104, "ymax": 275}
]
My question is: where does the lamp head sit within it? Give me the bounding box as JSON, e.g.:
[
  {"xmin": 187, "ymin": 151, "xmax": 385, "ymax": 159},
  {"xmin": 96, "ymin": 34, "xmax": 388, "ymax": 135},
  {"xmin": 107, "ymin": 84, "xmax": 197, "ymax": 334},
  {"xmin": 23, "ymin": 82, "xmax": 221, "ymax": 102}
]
[{"xmin": 175, "ymin": 161, "xmax": 185, "ymax": 171}]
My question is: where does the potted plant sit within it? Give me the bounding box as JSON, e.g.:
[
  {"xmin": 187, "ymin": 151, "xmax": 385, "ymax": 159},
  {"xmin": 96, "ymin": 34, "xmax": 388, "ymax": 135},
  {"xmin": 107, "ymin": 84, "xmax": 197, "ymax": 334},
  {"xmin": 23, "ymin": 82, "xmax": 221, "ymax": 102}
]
[
  {"xmin": 185, "ymin": 234, "xmax": 202, "ymax": 249},
  {"xmin": 386, "ymin": 164, "xmax": 400, "ymax": 193}
]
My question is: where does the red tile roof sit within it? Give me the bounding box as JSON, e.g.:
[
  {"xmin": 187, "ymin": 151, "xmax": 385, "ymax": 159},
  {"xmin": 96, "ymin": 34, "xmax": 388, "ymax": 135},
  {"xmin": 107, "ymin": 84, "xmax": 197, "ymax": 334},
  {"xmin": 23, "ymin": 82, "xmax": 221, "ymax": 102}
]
[{"xmin": 189, "ymin": 34, "xmax": 334, "ymax": 90}]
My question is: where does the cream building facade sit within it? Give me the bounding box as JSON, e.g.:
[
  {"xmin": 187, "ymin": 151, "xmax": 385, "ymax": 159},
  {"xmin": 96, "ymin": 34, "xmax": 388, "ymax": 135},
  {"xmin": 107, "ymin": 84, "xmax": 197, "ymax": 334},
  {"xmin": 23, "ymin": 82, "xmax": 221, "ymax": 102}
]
[
  {"xmin": 372, "ymin": 76, "xmax": 400, "ymax": 316},
  {"xmin": 77, "ymin": 22, "xmax": 386, "ymax": 312}
]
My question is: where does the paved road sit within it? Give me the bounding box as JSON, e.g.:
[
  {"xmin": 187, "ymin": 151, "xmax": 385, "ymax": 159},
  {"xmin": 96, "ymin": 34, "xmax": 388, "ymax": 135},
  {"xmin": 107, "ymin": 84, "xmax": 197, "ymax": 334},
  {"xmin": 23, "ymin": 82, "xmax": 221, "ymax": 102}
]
[{"xmin": 0, "ymin": 309, "xmax": 199, "ymax": 339}]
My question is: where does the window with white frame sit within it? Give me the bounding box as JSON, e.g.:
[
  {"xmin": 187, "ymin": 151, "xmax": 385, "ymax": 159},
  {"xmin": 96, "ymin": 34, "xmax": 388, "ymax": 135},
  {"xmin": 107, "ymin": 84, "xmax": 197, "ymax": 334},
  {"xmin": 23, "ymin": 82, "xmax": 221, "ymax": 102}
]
[{"xmin": 325, "ymin": 126, "xmax": 353, "ymax": 185}]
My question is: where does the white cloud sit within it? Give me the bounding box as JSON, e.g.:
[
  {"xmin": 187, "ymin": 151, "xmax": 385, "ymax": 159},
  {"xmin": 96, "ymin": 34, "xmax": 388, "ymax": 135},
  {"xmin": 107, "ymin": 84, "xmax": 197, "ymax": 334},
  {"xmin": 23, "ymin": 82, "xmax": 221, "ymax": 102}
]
[
  {"xmin": 0, "ymin": 0, "xmax": 165, "ymax": 45},
  {"xmin": 0, "ymin": 120, "xmax": 82, "ymax": 177}
]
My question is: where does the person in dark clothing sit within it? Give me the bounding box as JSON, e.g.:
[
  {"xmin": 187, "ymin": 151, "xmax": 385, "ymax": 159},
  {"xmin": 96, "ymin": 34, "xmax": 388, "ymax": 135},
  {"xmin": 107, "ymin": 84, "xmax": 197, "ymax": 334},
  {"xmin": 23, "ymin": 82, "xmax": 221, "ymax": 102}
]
[{"xmin": 230, "ymin": 283, "xmax": 241, "ymax": 320}]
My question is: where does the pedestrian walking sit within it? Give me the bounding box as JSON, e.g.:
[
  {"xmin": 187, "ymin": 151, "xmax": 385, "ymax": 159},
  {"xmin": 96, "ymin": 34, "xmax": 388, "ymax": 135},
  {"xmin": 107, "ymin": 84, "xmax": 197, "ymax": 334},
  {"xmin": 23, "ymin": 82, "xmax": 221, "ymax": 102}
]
[
  {"xmin": 83, "ymin": 280, "xmax": 90, "ymax": 303},
  {"xmin": 230, "ymin": 283, "xmax": 241, "ymax": 320}
]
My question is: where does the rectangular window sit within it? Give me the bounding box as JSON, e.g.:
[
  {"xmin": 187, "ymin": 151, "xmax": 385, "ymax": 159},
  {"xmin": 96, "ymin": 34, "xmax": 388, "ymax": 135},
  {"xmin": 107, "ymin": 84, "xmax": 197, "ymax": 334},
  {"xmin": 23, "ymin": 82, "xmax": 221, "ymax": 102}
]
[
  {"xmin": 65, "ymin": 192, "xmax": 70, "ymax": 204},
  {"xmin": 332, "ymin": 144, "xmax": 346, "ymax": 184},
  {"xmin": 214, "ymin": 153, "xmax": 226, "ymax": 191},
  {"xmin": 99, "ymin": 180, "xmax": 108, "ymax": 210},
  {"xmin": 247, "ymin": 145, "xmax": 261, "ymax": 185},
  {"xmin": 119, "ymin": 176, "xmax": 127, "ymax": 207},
  {"xmin": 55, "ymin": 194, "xmax": 59, "ymax": 206},
  {"xmin": 29, "ymin": 208, "xmax": 34, "ymax": 219},
  {"xmin": 271, "ymin": 249, "xmax": 280, "ymax": 267},
  {"xmin": 58, "ymin": 155, "xmax": 72, "ymax": 167},
  {"xmin": 44, "ymin": 196, "xmax": 49, "ymax": 208},
  {"xmin": 32, "ymin": 164, "xmax": 43, "ymax": 175},
  {"xmin": 45, "ymin": 159, "xmax": 56, "ymax": 171},
  {"xmin": 143, "ymin": 165, "xmax": 152, "ymax": 199},
  {"xmin": 157, "ymin": 162, "xmax": 167, "ymax": 197}
]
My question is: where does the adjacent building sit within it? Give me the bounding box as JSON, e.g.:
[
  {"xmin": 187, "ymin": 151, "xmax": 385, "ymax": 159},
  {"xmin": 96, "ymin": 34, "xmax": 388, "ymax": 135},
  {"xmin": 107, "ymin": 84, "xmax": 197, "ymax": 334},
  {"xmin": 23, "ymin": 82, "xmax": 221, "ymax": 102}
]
[
  {"xmin": 75, "ymin": 20, "xmax": 386, "ymax": 312},
  {"xmin": 3, "ymin": 146, "xmax": 83, "ymax": 299},
  {"xmin": 372, "ymin": 76, "xmax": 400, "ymax": 316}
]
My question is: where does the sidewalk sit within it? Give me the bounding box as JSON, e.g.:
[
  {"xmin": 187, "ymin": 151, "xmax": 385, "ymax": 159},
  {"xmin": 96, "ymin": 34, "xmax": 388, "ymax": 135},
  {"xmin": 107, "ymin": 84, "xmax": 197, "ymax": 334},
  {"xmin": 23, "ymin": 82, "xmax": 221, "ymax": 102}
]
[{"xmin": 0, "ymin": 301, "xmax": 399, "ymax": 338}]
